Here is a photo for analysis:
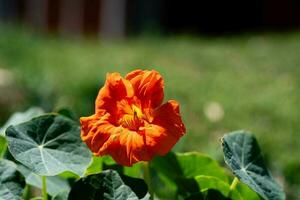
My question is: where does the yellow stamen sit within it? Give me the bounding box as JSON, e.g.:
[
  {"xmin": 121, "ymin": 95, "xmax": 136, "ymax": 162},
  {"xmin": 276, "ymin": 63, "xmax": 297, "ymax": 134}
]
[{"xmin": 120, "ymin": 104, "xmax": 144, "ymax": 130}]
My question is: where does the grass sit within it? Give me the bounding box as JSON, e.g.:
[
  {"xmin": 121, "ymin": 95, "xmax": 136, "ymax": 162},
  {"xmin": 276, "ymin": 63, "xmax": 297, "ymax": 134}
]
[{"xmin": 0, "ymin": 25, "xmax": 300, "ymax": 198}]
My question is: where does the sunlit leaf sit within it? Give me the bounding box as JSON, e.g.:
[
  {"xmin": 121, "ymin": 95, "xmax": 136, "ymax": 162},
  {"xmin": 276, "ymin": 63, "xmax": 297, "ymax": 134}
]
[
  {"xmin": 237, "ymin": 182, "xmax": 261, "ymax": 200},
  {"xmin": 222, "ymin": 131, "xmax": 285, "ymax": 200},
  {"xmin": 123, "ymin": 163, "xmax": 143, "ymax": 179},
  {"xmin": 0, "ymin": 159, "xmax": 25, "ymax": 200},
  {"xmin": 152, "ymin": 152, "xmax": 228, "ymax": 181},
  {"xmin": 6, "ymin": 114, "xmax": 92, "ymax": 176},
  {"xmin": 100, "ymin": 156, "xmax": 143, "ymax": 179},
  {"xmin": 84, "ymin": 156, "xmax": 102, "ymax": 176},
  {"xmin": 0, "ymin": 107, "xmax": 44, "ymax": 136},
  {"xmin": 194, "ymin": 175, "xmax": 242, "ymax": 200},
  {"xmin": 18, "ymin": 165, "xmax": 70, "ymax": 197},
  {"xmin": 150, "ymin": 152, "xmax": 229, "ymax": 199},
  {"xmin": 68, "ymin": 170, "xmax": 149, "ymax": 200}
]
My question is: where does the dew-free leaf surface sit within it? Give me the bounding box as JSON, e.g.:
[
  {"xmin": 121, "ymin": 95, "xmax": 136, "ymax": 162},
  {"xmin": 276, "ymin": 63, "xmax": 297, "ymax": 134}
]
[
  {"xmin": 18, "ymin": 165, "xmax": 70, "ymax": 197},
  {"xmin": 222, "ymin": 131, "xmax": 285, "ymax": 200},
  {"xmin": 150, "ymin": 152, "xmax": 229, "ymax": 199},
  {"xmin": 6, "ymin": 114, "xmax": 92, "ymax": 176},
  {"xmin": 0, "ymin": 159, "xmax": 25, "ymax": 200},
  {"xmin": 195, "ymin": 175, "xmax": 242, "ymax": 200},
  {"xmin": 151, "ymin": 152, "xmax": 228, "ymax": 181},
  {"xmin": 68, "ymin": 170, "xmax": 149, "ymax": 200},
  {"xmin": 0, "ymin": 107, "xmax": 44, "ymax": 136}
]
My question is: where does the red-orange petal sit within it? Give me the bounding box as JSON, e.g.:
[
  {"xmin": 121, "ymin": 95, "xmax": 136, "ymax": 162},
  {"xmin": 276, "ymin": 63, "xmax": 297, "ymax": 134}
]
[
  {"xmin": 106, "ymin": 130, "xmax": 152, "ymax": 166},
  {"xmin": 142, "ymin": 100, "xmax": 186, "ymax": 156},
  {"xmin": 81, "ymin": 114, "xmax": 149, "ymax": 166},
  {"xmin": 95, "ymin": 73, "xmax": 134, "ymax": 116},
  {"xmin": 80, "ymin": 113, "xmax": 115, "ymax": 154},
  {"xmin": 125, "ymin": 70, "xmax": 164, "ymax": 109}
]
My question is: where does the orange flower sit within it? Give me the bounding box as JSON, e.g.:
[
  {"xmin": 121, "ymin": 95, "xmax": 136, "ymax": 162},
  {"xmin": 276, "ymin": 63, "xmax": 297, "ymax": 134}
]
[{"xmin": 80, "ymin": 69, "xmax": 186, "ymax": 166}]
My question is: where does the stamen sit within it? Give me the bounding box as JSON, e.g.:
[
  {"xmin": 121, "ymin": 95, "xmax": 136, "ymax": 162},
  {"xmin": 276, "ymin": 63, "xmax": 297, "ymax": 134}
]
[{"xmin": 119, "ymin": 104, "xmax": 144, "ymax": 130}]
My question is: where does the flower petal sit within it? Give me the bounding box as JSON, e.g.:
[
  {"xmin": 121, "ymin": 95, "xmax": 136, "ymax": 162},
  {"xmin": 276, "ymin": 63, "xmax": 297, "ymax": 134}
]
[
  {"xmin": 142, "ymin": 100, "xmax": 186, "ymax": 155},
  {"xmin": 107, "ymin": 130, "xmax": 151, "ymax": 166},
  {"xmin": 96, "ymin": 73, "xmax": 134, "ymax": 116},
  {"xmin": 81, "ymin": 114, "xmax": 150, "ymax": 166},
  {"xmin": 125, "ymin": 70, "xmax": 164, "ymax": 109},
  {"xmin": 80, "ymin": 113, "xmax": 115, "ymax": 154}
]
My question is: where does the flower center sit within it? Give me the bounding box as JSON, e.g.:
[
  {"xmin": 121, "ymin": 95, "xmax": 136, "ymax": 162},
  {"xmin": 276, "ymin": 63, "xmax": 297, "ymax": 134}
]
[{"xmin": 119, "ymin": 104, "xmax": 144, "ymax": 130}]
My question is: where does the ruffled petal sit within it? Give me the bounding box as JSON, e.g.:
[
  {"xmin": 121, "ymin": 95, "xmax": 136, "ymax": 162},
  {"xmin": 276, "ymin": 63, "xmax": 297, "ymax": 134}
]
[
  {"xmin": 81, "ymin": 70, "xmax": 186, "ymax": 166},
  {"xmin": 80, "ymin": 114, "xmax": 101, "ymax": 150},
  {"xmin": 106, "ymin": 130, "xmax": 151, "ymax": 166},
  {"xmin": 125, "ymin": 70, "xmax": 164, "ymax": 109},
  {"xmin": 142, "ymin": 100, "xmax": 186, "ymax": 155},
  {"xmin": 81, "ymin": 113, "xmax": 151, "ymax": 166},
  {"xmin": 96, "ymin": 73, "xmax": 134, "ymax": 116},
  {"xmin": 80, "ymin": 113, "xmax": 117, "ymax": 155}
]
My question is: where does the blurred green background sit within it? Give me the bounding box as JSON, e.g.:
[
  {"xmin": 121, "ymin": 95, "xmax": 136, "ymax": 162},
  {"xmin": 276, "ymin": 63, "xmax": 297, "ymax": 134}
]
[{"xmin": 0, "ymin": 25, "xmax": 300, "ymax": 199}]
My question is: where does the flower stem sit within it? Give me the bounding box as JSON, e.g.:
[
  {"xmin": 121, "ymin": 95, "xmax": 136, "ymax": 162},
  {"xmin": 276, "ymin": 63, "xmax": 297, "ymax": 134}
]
[
  {"xmin": 143, "ymin": 162, "xmax": 154, "ymax": 200},
  {"xmin": 22, "ymin": 184, "xmax": 30, "ymax": 200},
  {"xmin": 228, "ymin": 177, "xmax": 239, "ymax": 198},
  {"xmin": 41, "ymin": 176, "xmax": 48, "ymax": 200}
]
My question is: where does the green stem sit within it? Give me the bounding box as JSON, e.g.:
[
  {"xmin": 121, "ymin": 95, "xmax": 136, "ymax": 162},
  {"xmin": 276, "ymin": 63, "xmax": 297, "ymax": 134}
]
[
  {"xmin": 41, "ymin": 176, "xmax": 48, "ymax": 200},
  {"xmin": 22, "ymin": 184, "xmax": 31, "ymax": 200},
  {"xmin": 228, "ymin": 177, "xmax": 239, "ymax": 198},
  {"xmin": 143, "ymin": 162, "xmax": 154, "ymax": 200},
  {"xmin": 0, "ymin": 139, "xmax": 7, "ymax": 158}
]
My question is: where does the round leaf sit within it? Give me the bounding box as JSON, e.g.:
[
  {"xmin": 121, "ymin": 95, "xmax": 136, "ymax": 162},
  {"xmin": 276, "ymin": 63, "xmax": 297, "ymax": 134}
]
[
  {"xmin": 237, "ymin": 182, "xmax": 261, "ymax": 200},
  {"xmin": 151, "ymin": 152, "xmax": 228, "ymax": 181},
  {"xmin": 6, "ymin": 114, "xmax": 92, "ymax": 176},
  {"xmin": 68, "ymin": 170, "xmax": 149, "ymax": 200},
  {"xmin": 0, "ymin": 159, "xmax": 25, "ymax": 200},
  {"xmin": 84, "ymin": 156, "xmax": 103, "ymax": 176},
  {"xmin": 194, "ymin": 175, "xmax": 242, "ymax": 200},
  {"xmin": 51, "ymin": 191, "xmax": 69, "ymax": 200},
  {"xmin": 150, "ymin": 152, "xmax": 229, "ymax": 199},
  {"xmin": 222, "ymin": 131, "xmax": 285, "ymax": 200},
  {"xmin": 0, "ymin": 107, "xmax": 44, "ymax": 136},
  {"xmin": 18, "ymin": 165, "xmax": 70, "ymax": 197}
]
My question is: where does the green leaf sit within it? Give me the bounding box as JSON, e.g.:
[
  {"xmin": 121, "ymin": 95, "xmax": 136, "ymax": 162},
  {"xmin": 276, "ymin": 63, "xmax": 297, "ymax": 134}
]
[
  {"xmin": 6, "ymin": 114, "xmax": 92, "ymax": 176},
  {"xmin": 202, "ymin": 189, "xmax": 231, "ymax": 200},
  {"xmin": 222, "ymin": 130, "xmax": 285, "ymax": 200},
  {"xmin": 237, "ymin": 182, "xmax": 261, "ymax": 200},
  {"xmin": 0, "ymin": 159, "xmax": 25, "ymax": 200},
  {"xmin": 151, "ymin": 152, "xmax": 228, "ymax": 181},
  {"xmin": 18, "ymin": 165, "xmax": 70, "ymax": 197},
  {"xmin": 150, "ymin": 152, "xmax": 229, "ymax": 198},
  {"xmin": 0, "ymin": 107, "xmax": 44, "ymax": 136},
  {"xmin": 123, "ymin": 163, "xmax": 143, "ymax": 179},
  {"xmin": 51, "ymin": 191, "xmax": 69, "ymax": 200},
  {"xmin": 68, "ymin": 170, "xmax": 149, "ymax": 200},
  {"xmin": 56, "ymin": 108, "xmax": 77, "ymax": 121},
  {"xmin": 194, "ymin": 175, "xmax": 242, "ymax": 200},
  {"xmin": 119, "ymin": 174, "xmax": 149, "ymax": 199},
  {"xmin": 185, "ymin": 189, "xmax": 233, "ymax": 200},
  {"xmin": 185, "ymin": 192, "xmax": 204, "ymax": 200},
  {"xmin": 84, "ymin": 156, "xmax": 103, "ymax": 176}
]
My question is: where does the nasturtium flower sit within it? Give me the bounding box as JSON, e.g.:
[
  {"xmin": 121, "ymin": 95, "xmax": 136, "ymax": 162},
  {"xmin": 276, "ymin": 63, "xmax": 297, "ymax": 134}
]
[{"xmin": 80, "ymin": 69, "xmax": 186, "ymax": 166}]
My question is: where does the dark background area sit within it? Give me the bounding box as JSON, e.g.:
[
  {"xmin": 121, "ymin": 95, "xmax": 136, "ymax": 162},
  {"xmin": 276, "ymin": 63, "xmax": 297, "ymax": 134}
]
[{"xmin": 1, "ymin": 0, "xmax": 300, "ymax": 36}]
